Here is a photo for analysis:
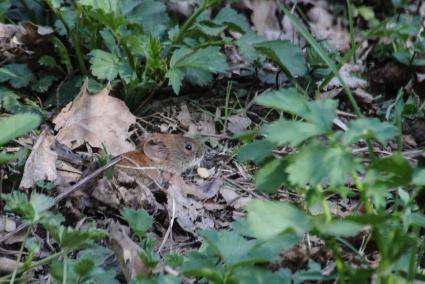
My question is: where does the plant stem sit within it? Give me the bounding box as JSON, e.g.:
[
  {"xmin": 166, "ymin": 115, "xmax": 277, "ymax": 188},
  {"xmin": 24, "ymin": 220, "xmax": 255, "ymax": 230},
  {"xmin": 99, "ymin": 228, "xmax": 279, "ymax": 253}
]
[
  {"xmin": 172, "ymin": 1, "xmax": 217, "ymax": 46},
  {"xmin": 346, "ymin": 0, "xmax": 357, "ymax": 63},
  {"xmin": 316, "ymin": 185, "xmax": 332, "ymax": 222},
  {"xmin": 352, "ymin": 172, "xmax": 374, "ymax": 214},
  {"xmin": 9, "ymin": 225, "xmax": 32, "ymax": 284}
]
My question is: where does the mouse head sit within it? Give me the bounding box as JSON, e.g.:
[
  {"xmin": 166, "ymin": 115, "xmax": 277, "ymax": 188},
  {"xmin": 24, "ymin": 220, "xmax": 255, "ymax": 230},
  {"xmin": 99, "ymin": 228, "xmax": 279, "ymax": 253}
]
[{"xmin": 142, "ymin": 134, "xmax": 204, "ymax": 174}]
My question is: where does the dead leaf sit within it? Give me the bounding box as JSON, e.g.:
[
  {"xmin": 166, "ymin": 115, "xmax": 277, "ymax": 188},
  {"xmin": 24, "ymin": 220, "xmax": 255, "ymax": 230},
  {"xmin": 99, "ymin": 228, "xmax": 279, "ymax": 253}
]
[
  {"xmin": 220, "ymin": 186, "xmax": 251, "ymax": 210},
  {"xmin": 109, "ymin": 221, "xmax": 149, "ymax": 282},
  {"xmin": 325, "ymin": 63, "xmax": 367, "ymax": 90},
  {"xmin": 20, "ymin": 129, "xmax": 58, "ymax": 189},
  {"xmin": 0, "ymin": 257, "xmax": 23, "ymax": 274},
  {"xmin": 176, "ymin": 103, "xmax": 192, "ymax": 129},
  {"xmin": 166, "ymin": 175, "xmax": 214, "ymax": 234},
  {"xmin": 53, "ymin": 80, "xmax": 136, "ymax": 156},
  {"xmin": 227, "ymin": 114, "xmax": 251, "ymax": 134},
  {"xmin": 0, "ymin": 216, "xmax": 16, "ymax": 232},
  {"xmin": 308, "ymin": 5, "xmax": 350, "ymax": 52},
  {"xmin": 243, "ymin": 0, "xmax": 280, "ymax": 40}
]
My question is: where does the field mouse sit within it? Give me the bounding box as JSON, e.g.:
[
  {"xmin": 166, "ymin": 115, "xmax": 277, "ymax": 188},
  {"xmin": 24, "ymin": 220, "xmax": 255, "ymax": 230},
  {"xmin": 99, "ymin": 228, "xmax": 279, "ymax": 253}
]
[
  {"xmin": 119, "ymin": 133, "xmax": 204, "ymax": 175},
  {"xmin": 92, "ymin": 134, "xmax": 204, "ymax": 210}
]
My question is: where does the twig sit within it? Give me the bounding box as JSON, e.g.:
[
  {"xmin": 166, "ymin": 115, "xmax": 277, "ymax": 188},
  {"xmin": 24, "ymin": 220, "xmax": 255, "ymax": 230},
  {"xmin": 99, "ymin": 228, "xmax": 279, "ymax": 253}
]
[{"xmin": 0, "ymin": 155, "xmax": 123, "ymax": 244}]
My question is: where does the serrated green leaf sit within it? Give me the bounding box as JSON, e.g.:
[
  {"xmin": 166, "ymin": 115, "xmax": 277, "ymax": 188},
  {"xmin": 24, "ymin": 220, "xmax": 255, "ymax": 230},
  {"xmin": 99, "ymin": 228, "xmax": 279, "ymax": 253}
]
[
  {"xmin": 0, "ymin": 64, "xmax": 34, "ymax": 88},
  {"xmin": 255, "ymin": 158, "xmax": 289, "ymax": 193},
  {"xmin": 213, "ymin": 7, "xmax": 250, "ymax": 32},
  {"xmin": 247, "ymin": 200, "xmax": 311, "ymax": 239},
  {"xmin": 30, "ymin": 193, "xmax": 55, "ymax": 221},
  {"xmin": 89, "ymin": 49, "xmax": 120, "ymax": 81},
  {"xmin": 121, "ymin": 208, "xmax": 153, "ymax": 238},
  {"xmin": 167, "ymin": 46, "xmax": 228, "ymax": 94},
  {"xmin": 195, "ymin": 22, "xmax": 226, "ymax": 36},
  {"xmin": 1, "ymin": 191, "xmax": 33, "ymax": 221},
  {"xmin": 264, "ymin": 120, "xmax": 323, "ymax": 147},
  {"xmin": 58, "ymin": 226, "xmax": 107, "ymax": 250},
  {"xmin": 255, "ymin": 88, "xmax": 309, "ymax": 116},
  {"xmin": 367, "ymin": 153, "xmax": 413, "ymax": 187},
  {"xmin": 32, "ymin": 75, "xmax": 58, "ymax": 93},
  {"xmin": 0, "ymin": 113, "xmax": 42, "ymax": 146},
  {"xmin": 236, "ymin": 32, "xmax": 266, "ymax": 62},
  {"xmin": 238, "ymin": 140, "xmax": 276, "ymax": 164},
  {"xmin": 255, "ymin": 40, "xmax": 307, "ymax": 77},
  {"xmin": 234, "ymin": 266, "xmax": 289, "ymax": 284},
  {"xmin": 180, "ymin": 251, "xmax": 223, "ymax": 282},
  {"xmin": 38, "ymin": 55, "xmax": 57, "ymax": 68},
  {"xmin": 74, "ymin": 258, "xmax": 95, "ymax": 277},
  {"xmin": 127, "ymin": 0, "xmax": 169, "ymax": 36},
  {"xmin": 200, "ymin": 229, "xmax": 261, "ymax": 266},
  {"xmin": 304, "ymin": 99, "xmax": 338, "ymax": 132},
  {"xmin": 286, "ymin": 143, "xmax": 355, "ymax": 187},
  {"xmin": 342, "ymin": 118, "xmax": 398, "ymax": 145}
]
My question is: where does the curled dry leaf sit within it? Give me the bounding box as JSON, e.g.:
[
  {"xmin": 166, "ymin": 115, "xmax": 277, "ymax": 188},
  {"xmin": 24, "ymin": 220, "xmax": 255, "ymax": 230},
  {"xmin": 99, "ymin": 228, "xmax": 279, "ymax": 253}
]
[
  {"xmin": 19, "ymin": 130, "xmax": 58, "ymax": 189},
  {"xmin": 325, "ymin": 63, "xmax": 367, "ymax": 90},
  {"xmin": 53, "ymin": 80, "xmax": 136, "ymax": 156},
  {"xmin": 109, "ymin": 221, "xmax": 149, "ymax": 282}
]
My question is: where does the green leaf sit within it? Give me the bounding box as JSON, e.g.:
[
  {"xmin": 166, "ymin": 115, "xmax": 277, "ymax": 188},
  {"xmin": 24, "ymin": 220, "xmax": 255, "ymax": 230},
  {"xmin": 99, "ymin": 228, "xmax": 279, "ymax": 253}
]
[
  {"xmin": 0, "ymin": 148, "xmax": 29, "ymax": 165},
  {"xmin": 0, "ymin": 113, "xmax": 42, "ymax": 146},
  {"xmin": 236, "ymin": 32, "xmax": 266, "ymax": 63},
  {"xmin": 367, "ymin": 153, "xmax": 413, "ymax": 187},
  {"xmin": 319, "ymin": 219, "xmax": 364, "ymax": 237},
  {"xmin": 1, "ymin": 192, "xmax": 33, "ymax": 221},
  {"xmin": 238, "ymin": 140, "xmax": 276, "ymax": 164},
  {"xmin": 180, "ymin": 252, "xmax": 223, "ymax": 283},
  {"xmin": 74, "ymin": 258, "xmax": 95, "ymax": 277},
  {"xmin": 255, "ymin": 88, "xmax": 309, "ymax": 116},
  {"xmin": 127, "ymin": 0, "xmax": 169, "ymax": 36},
  {"xmin": 255, "ymin": 158, "xmax": 289, "ymax": 193},
  {"xmin": 413, "ymin": 169, "xmax": 425, "ymax": 186},
  {"xmin": 56, "ymin": 226, "xmax": 107, "ymax": 250},
  {"xmin": 166, "ymin": 46, "xmax": 228, "ymax": 94},
  {"xmin": 200, "ymin": 229, "xmax": 263, "ymax": 266},
  {"xmin": 234, "ymin": 267, "xmax": 289, "ymax": 284},
  {"xmin": 31, "ymin": 75, "xmax": 58, "ymax": 93},
  {"xmin": 51, "ymin": 36, "xmax": 73, "ymax": 74},
  {"xmin": 89, "ymin": 49, "xmax": 121, "ymax": 81},
  {"xmin": 342, "ymin": 118, "xmax": 398, "ymax": 145},
  {"xmin": 255, "ymin": 40, "xmax": 307, "ymax": 77},
  {"xmin": 256, "ymin": 88, "xmax": 337, "ymax": 132},
  {"xmin": 213, "ymin": 7, "xmax": 250, "ymax": 32},
  {"xmin": 30, "ymin": 193, "xmax": 55, "ymax": 221},
  {"xmin": 165, "ymin": 253, "xmax": 184, "ymax": 268},
  {"xmin": 286, "ymin": 143, "xmax": 355, "ymax": 187},
  {"xmin": 38, "ymin": 55, "xmax": 57, "ymax": 69},
  {"xmin": 263, "ymin": 120, "xmax": 323, "ymax": 147},
  {"xmin": 121, "ymin": 208, "xmax": 153, "ymax": 237},
  {"xmin": 247, "ymin": 200, "xmax": 311, "ymax": 239},
  {"xmin": 0, "ymin": 64, "xmax": 34, "ymax": 88}
]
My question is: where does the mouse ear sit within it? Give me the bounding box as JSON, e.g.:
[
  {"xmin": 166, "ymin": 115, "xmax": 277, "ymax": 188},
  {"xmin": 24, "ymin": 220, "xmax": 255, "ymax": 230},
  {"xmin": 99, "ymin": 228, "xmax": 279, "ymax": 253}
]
[{"xmin": 143, "ymin": 137, "xmax": 168, "ymax": 162}]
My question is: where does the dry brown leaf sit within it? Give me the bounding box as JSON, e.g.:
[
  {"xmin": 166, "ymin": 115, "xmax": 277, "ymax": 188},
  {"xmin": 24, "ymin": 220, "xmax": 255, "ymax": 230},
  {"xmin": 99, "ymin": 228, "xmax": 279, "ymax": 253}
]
[
  {"xmin": 0, "ymin": 257, "xmax": 23, "ymax": 274},
  {"xmin": 53, "ymin": 80, "xmax": 136, "ymax": 156},
  {"xmin": 167, "ymin": 175, "xmax": 214, "ymax": 234},
  {"xmin": 243, "ymin": 0, "xmax": 280, "ymax": 40},
  {"xmin": 20, "ymin": 129, "xmax": 58, "ymax": 189},
  {"xmin": 109, "ymin": 222, "xmax": 149, "ymax": 282},
  {"xmin": 0, "ymin": 216, "xmax": 16, "ymax": 232},
  {"xmin": 227, "ymin": 114, "xmax": 251, "ymax": 134},
  {"xmin": 325, "ymin": 63, "xmax": 367, "ymax": 90},
  {"xmin": 308, "ymin": 5, "xmax": 350, "ymax": 53}
]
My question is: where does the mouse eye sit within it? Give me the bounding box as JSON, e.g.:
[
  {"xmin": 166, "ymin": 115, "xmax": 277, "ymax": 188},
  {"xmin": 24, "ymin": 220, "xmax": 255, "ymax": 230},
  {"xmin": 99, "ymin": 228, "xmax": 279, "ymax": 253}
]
[{"xmin": 185, "ymin": 144, "xmax": 192, "ymax": 151}]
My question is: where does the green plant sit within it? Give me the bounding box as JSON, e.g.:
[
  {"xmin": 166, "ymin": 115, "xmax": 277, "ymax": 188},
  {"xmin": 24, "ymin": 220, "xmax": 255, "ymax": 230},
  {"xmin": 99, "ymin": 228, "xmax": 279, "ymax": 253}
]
[{"xmin": 238, "ymin": 87, "xmax": 425, "ymax": 282}]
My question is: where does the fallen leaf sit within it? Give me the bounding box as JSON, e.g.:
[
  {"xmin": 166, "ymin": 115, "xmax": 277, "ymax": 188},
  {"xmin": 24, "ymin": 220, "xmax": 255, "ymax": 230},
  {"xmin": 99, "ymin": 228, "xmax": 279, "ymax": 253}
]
[
  {"xmin": 325, "ymin": 63, "xmax": 367, "ymax": 90},
  {"xmin": 167, "ymin": 175, "xmax": 214, "ymax": 234},
  {"xmin": 0, "ymin": 257, "xmax": 23, "ymax": 274},
  {"xmin": 53, "ymin": 80, "xmax": 136, "ymax": 155},
  {"xmin": 176, "ymin": 103, "xmax": 192, "ymax": 129},
  {"xmin": 20, "ymin": 129, "xmax": 58, "ymax": 188},
  {"xmin": 109, "ymin": 221, "xmax": 149, "ymax": 282},
  {"xmin": 227, "ymin": 114, "xmax": 251, "ymax": 134},
  {"xmin": 0, "ymin": 216, "xmax": 16, "ymax": 232},
  {"xmin": 243, "ymin": 0, "xmax": 280, "ymax": 40}
]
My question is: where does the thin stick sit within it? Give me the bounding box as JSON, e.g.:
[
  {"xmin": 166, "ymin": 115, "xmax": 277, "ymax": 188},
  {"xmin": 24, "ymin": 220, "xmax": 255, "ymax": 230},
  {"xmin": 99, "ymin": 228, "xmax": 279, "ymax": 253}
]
[{"xmin": 0, "ymin": 155, "xmax": 123, "ymax": 244}]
